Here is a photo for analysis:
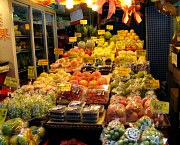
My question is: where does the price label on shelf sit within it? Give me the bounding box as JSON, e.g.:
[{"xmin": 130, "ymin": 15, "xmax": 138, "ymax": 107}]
[
  {"xmin": 54, "ymin": 48, "xmax": 64, "ymax": 55},
  {"xmin": 98, "ymin": 30, "xmax": 105, "ymax": 35},
  {"xmin": 118, "ymin": 67, "xmax": 129, "ymax": 76},
  {"xmin": 4, "ymin": 76, "xmax": 19, "ymax": 87},
  {"xmin": 25, "ymin": 24, "xmax": 30, "ymax": 30},
  {"xmin": 91, "ymin": 36, "xmax": 97, "ymax": 41},
  {"xmin": 144, "ymin": 80, "xmax": 160, "ymax": 89},
  {"xmin": 150, "ymin": 101, "xmax": 169, "ymax": 114},
  {"xmin": 96, "ymin": 38, "xmax": 105, "ymax": 44},
  {"xmin": 136, "ymin": 50, "xmax": 146, "ymax": 57},
  {"xmin": 0, "ymin": 108, "xmax": 7, "ymax": 125},
  {"xmin": 176, "ymin": 16, "xmax": 180, "ymax": 22},
  {"xmin": 28, "ymin": 66, "xmax": 35, "ymax": 79},
  {"xmin": 80, "ymin": 20, "xmax": 87, "ymax": 25},
  {"xmin": 38, "ymin": 59, "xmax": 48, "ymax": 66},
  {"xmin": 57, "ymin": 83, "xmax": 71, "ymax": 91},
  {"xmin": 116, "ymin": 44, "xmax": 125, "ymax": 50},
  {"xmin": 69, "ymin": 37, "xmax": 77, "ymax": 42},
  {"xmin": 106, "ymin": 25, "xmax": 113, "ymax": 30},
  {"xmin": 74, "ymin": 32, "xmax": 82, "ymax": 37}
]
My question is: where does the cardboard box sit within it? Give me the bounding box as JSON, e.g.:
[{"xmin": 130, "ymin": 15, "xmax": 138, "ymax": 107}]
[{"xmin": 170, "ymin": 88, "xmax": 179, "ymax": 113}]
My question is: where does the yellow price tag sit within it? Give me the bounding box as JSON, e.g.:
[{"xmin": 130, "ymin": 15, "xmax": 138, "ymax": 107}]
[
  {"xmin": 136, "ymin": 50, "xmax": 146, "ymax": 57},
  {"xmin": 38, "ymin": 59, "xmax": 48, "ymax": 66},
  {"xmin": 4, "ymin": 76, "xmax": 19, "ymax": 87},
  {"xmin": 80, "ymin": 20, "xmax": 87, "ymax": 25},
  {"xmin": 69, "ymin": 37, "xmax": 77, "ymax": 42},
  {"xmin": 98, "ymin": 30, "xmax": 105, "ymax": 35},
  {"xmin": 116, "ymin": 44, "xmax": 125, "ymax": 50},
  {"xmin": 54, "ymin": 48, "xmax": 64, "ymax": 55},
  {"xmin": 75, "ymin": 33, "xmax": 82, "ymax": 37},
  {"xmin": 25, "ymin": 24, "xmax": 30, "ymax": 30},
  {"xmin": 145, "ymin": 80, "xmax": 160, "ymax": 89},
  {"xmin": 91, "ymin": 37, "xmax": 97, "ymax": 41},
  {"xmin": 0, "ymin": 108, "xmax": 7, "ymax": 125},
  {"xmin": 28, "ymin": 66, "xmax": 35, "ymax": 79},
  {"xmin": 118, "ymin": 67, "xmax": 129, "ymax": 76},
  {"xmin": 150, "ymin": 101, "xmax": 169, "ymax": 114},
  {"xmin": 176, "ymin": 16, "xmax": 180, "ymax": 22},
  {"xmin": 96, "ymin": 38, "xmax": 105, "ymax": 44},
  {"xmin": 57, "ymin": 83, "xmax": 72, "ymax": 91},
  {"xmin": 106, "ymin": 25, "xmax": 113, "ymax": 30}
]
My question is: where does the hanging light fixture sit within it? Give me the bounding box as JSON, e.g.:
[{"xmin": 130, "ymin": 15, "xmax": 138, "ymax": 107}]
[{"xmin": 66, "ymin": 0, "xmax": 74, "ymax": 9}]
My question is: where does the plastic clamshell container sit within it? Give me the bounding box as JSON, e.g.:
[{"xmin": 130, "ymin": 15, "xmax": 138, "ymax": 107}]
[
  {"xmin": 49, "ymin": 105, "xmax": 67, "ymax": 115},
  {"xmin": 68, "ymin": 101, "xmax": 86, "ymax": 108}
]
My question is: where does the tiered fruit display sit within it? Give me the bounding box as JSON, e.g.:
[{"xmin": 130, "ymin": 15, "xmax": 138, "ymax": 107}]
[{"xmin": 0, "ymin": 118, "xmax": 46, "ymax": 145}]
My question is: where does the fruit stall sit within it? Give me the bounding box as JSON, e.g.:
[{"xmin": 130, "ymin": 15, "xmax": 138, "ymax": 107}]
[{"xmin": 0, "ymin": 0, "xmax": 179, "ymax": 145}]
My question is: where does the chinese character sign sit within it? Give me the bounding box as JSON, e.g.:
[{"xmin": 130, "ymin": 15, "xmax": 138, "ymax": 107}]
[{"xmin": 0, "ymin": 13, "xmax": 10, "ymax": 40}]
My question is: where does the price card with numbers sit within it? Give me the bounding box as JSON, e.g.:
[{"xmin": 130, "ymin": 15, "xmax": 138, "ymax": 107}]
[
  {"xmin": 98, "ymin": 30, "xmax": 105, "ymax": 35},
  {"xmin": 116, "ymin": 44, "xmax": 125, "ymax": 50},
  {"xmin": 91, "ymin": 36, "xmax": 97, "ymax": 41},
  {"xmin": 28, "ymin": 66, "xmax": 35, "ymax": 79},
  {"xmin": 69, "ymin": 37, "xmax": 77, "ymax": 42},
  {"xmin": 145, "ymin": 80, "xmax": 160, "ymax": 89},
  {"xmin": 118, "ymin": 67, "xmax": 129, "ymax": 76},
  {"xmin": 25, "ymin": 24, "xmax": 30, "ymax": 30},
  {"xmin": 54, "ymin": 48, "xmax": 64, "ymax": 55},
  {"xmin": 57, "ymin": 83, "xmax": 71, "ymax": 92},
  {"xmin": 38, "ymin": 59, "xmax": 48, "ymax": 66},
  {"xmin": 106, "ymin": 25, "xmax": 113, "ymax": 30},
  {"xmin": 75, "ymin": 32, "xmax": 82, "ymax": 37},
  {"xmin": 96, "ymin": 38, "xmax": 105, "ymax": 44},
  {"xmin": 150, "ymin": 101, "xmax": 169, "ymax": 114},
  {"xmin": 4, "ymin": 76, "xmax": 19, "ymax": 87},
  {"xmin": 0, "ymin": 108, "xmax": 7, "ymax": 125},
  {"xmin": 136, "ymin": 50, "xmax": 146, "ymax": 57},
  {"xmin": 80, "ymin": 20, "xmax": 87, "ymax": 25}
]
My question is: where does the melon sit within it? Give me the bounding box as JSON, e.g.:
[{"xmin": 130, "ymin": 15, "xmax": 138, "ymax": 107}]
[{"xmin": 78, "ymin": 41, "xmax": 86, "ymax": 49}]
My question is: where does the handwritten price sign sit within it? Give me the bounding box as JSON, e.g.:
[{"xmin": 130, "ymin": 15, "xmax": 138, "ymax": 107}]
[
  {"xmin": 98, "ymin": 30, "xmax": 105, "ymax": 35},
  {"xmin": 0, "ymin": 108, "xmax": 7, "ymax": 125},
  {"xmin": 118, "ymin": 67, "xmax": 129, "ymax": 76},
  {"xmin": 136, "ymin": 50, "xmax": 146, "ymax": 57},
  {"xmin": 75, "ymin": 33, "xmax": 82, "ymax": 37},
  {"xmin": 80, "ymin": 20, "xmax": 87, "ymax": 25},
  {"xmin": 54, "ymin": 48, "xmax": 64, "ymax": 55},
  {"xmin": 4, "ymin": 76, "xmax": 19, "ymax": 87},
  {"xmin": 96, "ymin": 38, "xmax": 105, "ymax": 44},
  {"xmin": 38, "ymin": 59, "xmax": 48, "ymax": 66},
  {"xmin": 28, "ymin": 66, "xmax": 35, "ymax": 79},
  {"xmin": 106, "ymin": 25, "xmax": 113, "ymax": 30},
  {"xmin": 69, "ymin": 37, "xmax": 77, "ymax": 42},
  {"xmin": 57, "ymin": 83, "xmax": 71, "ymax": 91},
  {"xmin": 145, "ymin": 80, "xmax": 160, "ymax": 89},
  {"xmin": 150, "ymin": 101, "xmax": 169, "ymax": 114},
  {"xmin": 91, "ymin": 37, "xmax": 97, "ymax": 41}
]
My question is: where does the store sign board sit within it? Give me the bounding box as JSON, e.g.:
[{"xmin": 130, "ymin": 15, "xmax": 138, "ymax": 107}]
[
  {"xmin": 145, "ymin": 80, "xmax": 160, "ymax": 89},
  {"xmin": 106, "ymin": 25, "xmax": 113, "ymax": 30},
  {"xmin": 54, "ymin": 48, "xmax": 64, "ymax": 55},
  {"xmin": 118, "ymin": 67, "xmax": 129, "ymax": 76},
  {"xmin": 80, "ymin": 20, "xmax": 87, "ymax": 25},
  {"xmin": 69, "ymin": 37, "xmax": 77, "ymax": 42},
  {"xmin": 150, "ymin": 101, "xmax": 169, "ymax": 114},
  {"xmin": 98, "ymin": 30, "xmax": 105, "ymax": 35},
  {"xmin": 38, "ymin": 59, "xmax": 48, "ymax": 66},
  {"xmin": 28, "ymin": 66, "xmax": 35, "ymax": 79},
  {"xmin": 0, "ymin": 108, "xmax": 7, "ymax": 125},
  {"xmin": 75, "ymin": 32, "xmax": 82, "ymax": 37},
  {"xmin": 4, "ymin": 76, "xmax": 19, "ymax": 87},
  {"xmin": 57, "ymin": 83, "xmax": 71, "ymax": 92},
  {"xmin": 136, "ymin": 50, "xmax": 146, "ymax": 57}
]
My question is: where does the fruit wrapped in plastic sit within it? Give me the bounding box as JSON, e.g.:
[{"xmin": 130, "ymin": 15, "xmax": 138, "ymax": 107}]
[
  {"xmin": 115, "ymin": 127, "xmax": 141, "ymax": 145},
  {"xmin": 141, "ymin": 127, "xmax": 167, "ymax": 145},
  {"xmin": 21, "ymin": 96, "xmax": 32, "ymax": 120},
  {"xmin": 106, "ymin": 104, "xmax": 126, "ymax": 124},
  {"xmin": 100, "ymin": 119, "xmax": 125, "ymax": 144}
]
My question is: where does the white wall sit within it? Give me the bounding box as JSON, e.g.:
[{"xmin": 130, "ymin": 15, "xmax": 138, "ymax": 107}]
[{"xmin": 0, "ymin": 0, "xmax": 18, "ymax": 78}]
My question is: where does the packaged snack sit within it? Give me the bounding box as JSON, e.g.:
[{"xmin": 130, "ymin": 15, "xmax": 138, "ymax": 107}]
[
  {"xmin": 141, "ymin": 127, "xmax": 166, "ymax": 145},
  {"xmin": 106, "ymin": 104, "xmax": 126, "ymax": 124},
  {"xmin": 100, "ymin": 120, "xmax": 125, "ymax": 144},
  {"xmin": 116, "ymin": 127, "xmax": 140, "ymax": 145}
]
